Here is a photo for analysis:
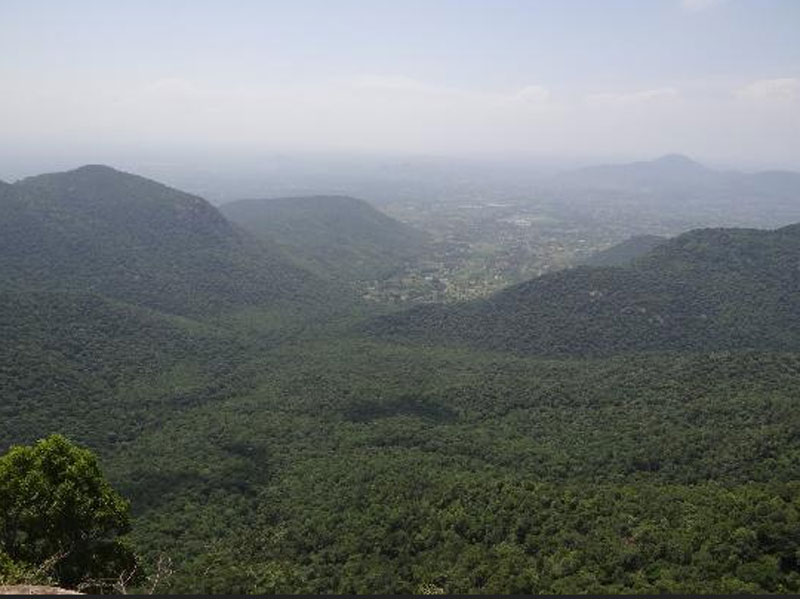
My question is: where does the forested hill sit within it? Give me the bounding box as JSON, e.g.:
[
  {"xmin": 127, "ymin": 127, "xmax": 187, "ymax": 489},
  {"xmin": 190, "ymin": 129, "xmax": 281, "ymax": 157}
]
[
  {"xmin": 581, "ymin": 234, "xmax": 667, "ymax": 267},
  {"xmin": 1, "ymin": 165, "xmax": 340, "ymax": 316},
  {"xmin": 221, "ymin": 195, "xmax": 429, "ymax": 281},
  {"xmin": 4, "ymin": 169, "xmax": 800, "ymax": 594},
  {"xmin": 365, "ymin": 223, "xmax": 800, "ymax": 355}
]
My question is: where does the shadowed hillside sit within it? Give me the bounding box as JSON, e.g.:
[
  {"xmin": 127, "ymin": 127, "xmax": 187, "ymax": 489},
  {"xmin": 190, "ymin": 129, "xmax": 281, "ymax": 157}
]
[
  {"xmin": 365, "ymin": 223, "xmax": 800, "ymax": 355},
  {"xmin": 221, "ymin": 195, "xmax": 429, "ymax": 281},
  {"xmin": 1, "ymin": 166, "xmax": 342, "ymax": 316},
  {"xmin": 581, "ymin": 234, "xmax": 667, "ymax": 267}
]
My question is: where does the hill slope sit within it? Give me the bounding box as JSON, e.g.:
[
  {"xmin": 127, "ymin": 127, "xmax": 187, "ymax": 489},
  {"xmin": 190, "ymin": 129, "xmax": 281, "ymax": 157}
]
[
  {"xmin": 2, "ymin": 166, "xmax": 337, "ymax": 316},
  {"xmin": 550, "ymin": 155, "xmax": 800, "ymax": 228},
  {"xmin": 0, "ymin": 289, "xmax": 247, "ymax": 449},
  {"xmin": 554, "ymin": 154, "xmax": 719, "ymax": 191},
  {"xmin": 581, "ymin": 235, "xmax": 667, "ymax": 267},
  {"xmin": 554, "ymin": 153, "xmax": 800, "ymax": 195},
  {"xmin": 220, "ymin": 195, "xmax": 429, "ymax": 281},
  {"xmin": 365, "ymin": 223, "xmax": 800, "ymax": 355},
  {"xmin": 4, "ymin": 170, "xmax": 800, "ymax": 595}
]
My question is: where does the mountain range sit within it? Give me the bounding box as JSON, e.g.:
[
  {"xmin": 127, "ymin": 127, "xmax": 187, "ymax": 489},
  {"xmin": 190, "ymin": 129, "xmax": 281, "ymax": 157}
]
[
  {"xmin": 554, "ymin": 154, "xmax": 800, "ymax": 195},
  {"xmin": 0, "ymin": 165, "xmax": 340, "ymax": 317},
  {"xmin": 2, "ymin": 162, "xmax": 800, "ymax": 594},
  {"xmin": 549, "ymin": 154, "xmax": 800, "ymax": 228}
]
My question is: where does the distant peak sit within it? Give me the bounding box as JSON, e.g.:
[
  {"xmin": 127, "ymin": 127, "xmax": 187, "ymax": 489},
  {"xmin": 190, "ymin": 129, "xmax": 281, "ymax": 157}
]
[
  {"xmin": 652, "ymin": 154, "xmax": 702, "ymax": 167},
  {"xmin": 14, "ymin": 164, "xmax": 146, "ymax": 189},
  {"xmin": 72, "ymin": 164, "xmax": 124, "ymax": 175},
  {"xmin": 15, "ymin": 164, "xmax": 190, "ymax": 199},
  {"xmin": 778, "ymin": 222, "xmax": 800, "ymax": 236}
]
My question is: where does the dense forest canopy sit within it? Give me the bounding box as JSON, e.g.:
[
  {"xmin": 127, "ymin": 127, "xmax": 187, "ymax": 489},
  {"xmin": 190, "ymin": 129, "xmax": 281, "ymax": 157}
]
[
  {"xmin": 1, "ymin": 166, "xmax": 348, "ymax": 317},
  {"xmin": 366, "ymin": 223, "xmax": 800, "ymax": 356},
  {"xmin": 1, "ymin": 165, "xmax": 799, "ymax": 593}
]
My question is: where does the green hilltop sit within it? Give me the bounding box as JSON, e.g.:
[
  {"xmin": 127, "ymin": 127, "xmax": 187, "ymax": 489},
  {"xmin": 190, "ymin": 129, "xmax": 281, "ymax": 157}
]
[{"xmin": 2, "ymin": 165, "xmax": 343, "ymax": 317}]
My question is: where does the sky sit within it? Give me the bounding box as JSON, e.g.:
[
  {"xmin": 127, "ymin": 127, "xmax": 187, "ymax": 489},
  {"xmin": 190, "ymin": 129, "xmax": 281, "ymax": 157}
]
[{"xmin": 1, "ymin": 0, "xmax": 799, "ymax": 170}]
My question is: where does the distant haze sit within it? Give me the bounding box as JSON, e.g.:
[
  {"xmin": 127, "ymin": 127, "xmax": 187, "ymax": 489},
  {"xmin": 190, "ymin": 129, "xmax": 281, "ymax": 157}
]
[{"xmin": 1, "ymin": 0, "xmax": 799, "ymax": 174}]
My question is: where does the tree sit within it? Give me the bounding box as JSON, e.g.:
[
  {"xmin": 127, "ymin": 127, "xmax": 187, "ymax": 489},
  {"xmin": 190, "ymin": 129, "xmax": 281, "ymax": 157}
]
[{"xmin": 0, "ymin": 434, "xmax": 136, "ymax": 591}]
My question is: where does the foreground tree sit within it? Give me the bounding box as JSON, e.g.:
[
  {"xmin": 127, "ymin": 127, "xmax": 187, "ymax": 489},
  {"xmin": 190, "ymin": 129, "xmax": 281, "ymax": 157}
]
[{"xmin": 0, "ymin": 435, "xmax": 136, "ymax": 591}]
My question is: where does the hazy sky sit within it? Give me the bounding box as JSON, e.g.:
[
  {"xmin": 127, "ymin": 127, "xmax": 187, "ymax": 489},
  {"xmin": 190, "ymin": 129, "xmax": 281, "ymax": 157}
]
[{"xmin": 2, "ymin": 0, "xmax": 799, "ymax": 168}]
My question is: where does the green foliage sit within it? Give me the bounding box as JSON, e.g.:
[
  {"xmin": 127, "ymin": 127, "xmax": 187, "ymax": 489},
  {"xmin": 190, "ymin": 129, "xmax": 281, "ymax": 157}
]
[
  {"xmin": 367, "ymin": 224, "xmax": 800, "ymax": 355},
  {"xmin": 3, "ymin": 167, "xmax": 800, "ymax": 593},
  {"xmin": 111, "ymin": 342, "xmax": 800, "ymax": 593},
  {"xmin": 1, "ymin": 165, "xmax": 347, "ymax": 317},
  {"xmin": 0, "ymin": 435, "xmax": 136, "ymax": 591},
  {"xmin": 0, "ymin": 548, "xmax": 44, "ymax": 587},
  {"xmin": 221, "ymin": 195, "xmax": 429, "ymax": 282},
  {"xmin": 245, "ymin": 474, "xmax": 800, "ymax": 594}
]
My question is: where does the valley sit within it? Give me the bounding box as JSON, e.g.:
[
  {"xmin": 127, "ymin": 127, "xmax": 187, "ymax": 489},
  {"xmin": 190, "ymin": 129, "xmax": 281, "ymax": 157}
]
[
  {"xmin": 1, "ymin": 161, "xmax": 800, "ymax": 593},
  {"xmin": 357, "ymin": 155, "xmax": 800, "ymax": 303},
  {"xmin": 370, "ymin": 196, "xmax": 660, "ymax": 302},
  {"xmin": 5, "ymin": 1, "xmax": 800, "ymax": 594}
]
